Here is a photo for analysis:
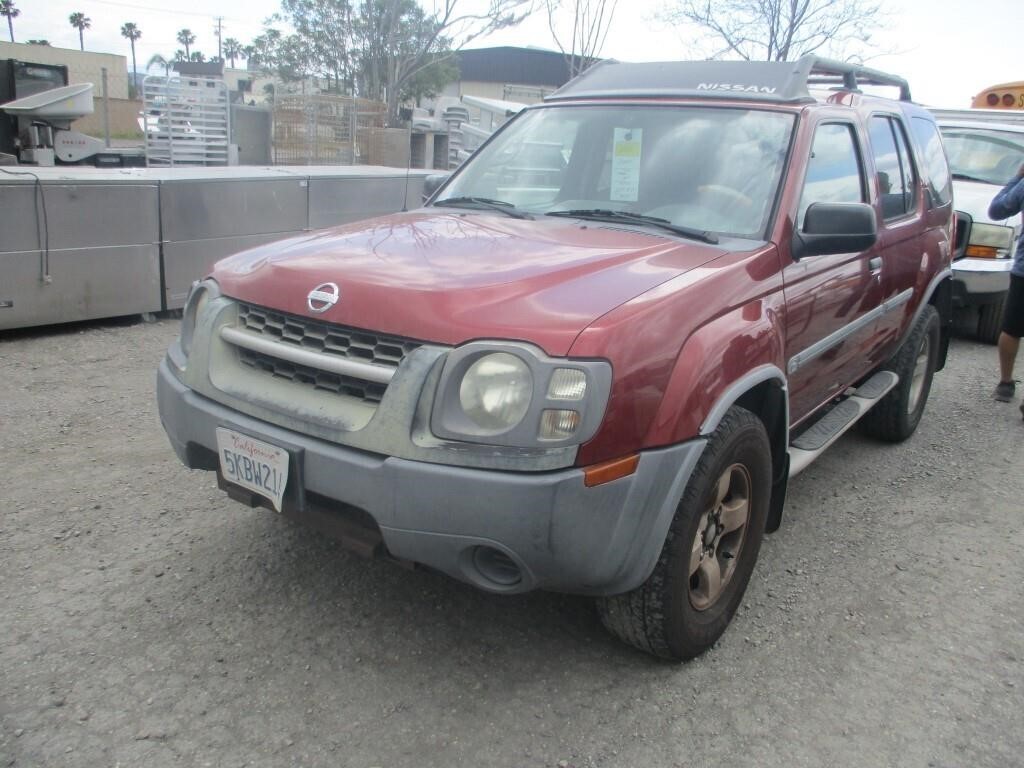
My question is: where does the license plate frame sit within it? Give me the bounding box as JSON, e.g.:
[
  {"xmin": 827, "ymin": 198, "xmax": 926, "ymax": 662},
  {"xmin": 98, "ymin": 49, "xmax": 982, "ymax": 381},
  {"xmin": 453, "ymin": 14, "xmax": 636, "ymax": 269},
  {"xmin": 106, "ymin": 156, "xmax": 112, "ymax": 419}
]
[{"xmin": 215, "ymin": 427, "xmax": 290, "ymax": 512}]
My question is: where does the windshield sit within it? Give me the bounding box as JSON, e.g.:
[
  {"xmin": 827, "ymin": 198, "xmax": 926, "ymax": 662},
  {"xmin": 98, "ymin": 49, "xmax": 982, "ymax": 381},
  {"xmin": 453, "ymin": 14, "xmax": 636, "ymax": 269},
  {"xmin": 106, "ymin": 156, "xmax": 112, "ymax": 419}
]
[
  {"xmin": 436, "ymin": 105, "xmax": 795, "ymax": 239},
  {"xmin": 940, "ymin": 127, "xmax": 1024, "ymax": 185}
]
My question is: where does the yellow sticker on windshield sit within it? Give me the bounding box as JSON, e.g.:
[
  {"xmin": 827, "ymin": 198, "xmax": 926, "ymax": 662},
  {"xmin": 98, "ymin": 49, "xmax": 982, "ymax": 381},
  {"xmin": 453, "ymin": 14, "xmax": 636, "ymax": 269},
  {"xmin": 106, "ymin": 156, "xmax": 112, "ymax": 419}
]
[{"xmin": 611, "ymin": 128, "xmax": 642, "ymax": 202}]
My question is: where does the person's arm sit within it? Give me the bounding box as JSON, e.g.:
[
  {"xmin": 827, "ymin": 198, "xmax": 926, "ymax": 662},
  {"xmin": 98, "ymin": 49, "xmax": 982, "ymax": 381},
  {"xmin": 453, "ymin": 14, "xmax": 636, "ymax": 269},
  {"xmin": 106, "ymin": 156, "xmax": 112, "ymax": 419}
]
[{"xmin": 989, "ymin": 163, "xmax": 1024, "ymax": 220}]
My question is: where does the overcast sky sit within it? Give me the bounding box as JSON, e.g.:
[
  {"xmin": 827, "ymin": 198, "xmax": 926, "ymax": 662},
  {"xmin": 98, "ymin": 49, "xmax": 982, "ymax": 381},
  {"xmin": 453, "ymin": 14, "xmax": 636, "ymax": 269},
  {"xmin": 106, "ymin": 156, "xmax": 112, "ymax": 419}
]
[{"xmin": 8, "ymin": 0, "xmax": 1018, "ymax": 106}]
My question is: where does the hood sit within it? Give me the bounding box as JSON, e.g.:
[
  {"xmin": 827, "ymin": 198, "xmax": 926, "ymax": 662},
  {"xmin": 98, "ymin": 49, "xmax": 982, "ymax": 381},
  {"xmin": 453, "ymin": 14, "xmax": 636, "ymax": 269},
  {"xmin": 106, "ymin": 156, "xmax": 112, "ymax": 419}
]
[
  {"xmin": 953, "ymin": 179, "xmax": 1021, "ymax": 225},
  {"xmin": 212, "ymin": 211, "xmax": 728, "ymax": 355}
]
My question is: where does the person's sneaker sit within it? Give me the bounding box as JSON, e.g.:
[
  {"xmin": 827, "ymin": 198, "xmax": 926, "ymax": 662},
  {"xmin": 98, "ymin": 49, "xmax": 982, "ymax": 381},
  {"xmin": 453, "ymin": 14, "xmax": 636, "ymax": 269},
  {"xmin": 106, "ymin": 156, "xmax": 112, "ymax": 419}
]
[{"xmin": 994, "ymin": 380, "xmax": 1016, "ymax": 402}]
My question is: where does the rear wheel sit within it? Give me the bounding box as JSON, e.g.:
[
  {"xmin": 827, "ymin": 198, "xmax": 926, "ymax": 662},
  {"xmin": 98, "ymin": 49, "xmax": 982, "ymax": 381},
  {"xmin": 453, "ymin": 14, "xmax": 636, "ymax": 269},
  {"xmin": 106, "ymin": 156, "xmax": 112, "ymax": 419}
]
[
  {"xmin": 861, "ymin": 304, "xmax": 940, "ymax": 442},
  {"xmin": 977, "ymin": 293, "xmax": 1006, "ymax": 345},
  {"xmin": 597, "ymin": 406, "xmax": 771, "ymax": 660}
]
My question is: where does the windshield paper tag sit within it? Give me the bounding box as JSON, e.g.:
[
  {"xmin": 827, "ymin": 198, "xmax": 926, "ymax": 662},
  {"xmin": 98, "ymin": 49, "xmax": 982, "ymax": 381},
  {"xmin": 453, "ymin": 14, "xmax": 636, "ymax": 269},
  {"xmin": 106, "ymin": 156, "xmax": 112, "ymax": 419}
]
[{"xmin": 611, "ymin": 128, "xmax": 642, "ymax": 202}]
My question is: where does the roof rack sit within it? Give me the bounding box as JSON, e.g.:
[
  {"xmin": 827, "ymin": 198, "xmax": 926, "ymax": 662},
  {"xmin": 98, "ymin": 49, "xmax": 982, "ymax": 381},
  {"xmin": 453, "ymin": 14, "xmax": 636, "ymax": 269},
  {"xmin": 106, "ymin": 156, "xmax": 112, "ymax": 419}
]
[{"xmin": 545, "ymin": 55, "xmax": 912, "ymax": 104}]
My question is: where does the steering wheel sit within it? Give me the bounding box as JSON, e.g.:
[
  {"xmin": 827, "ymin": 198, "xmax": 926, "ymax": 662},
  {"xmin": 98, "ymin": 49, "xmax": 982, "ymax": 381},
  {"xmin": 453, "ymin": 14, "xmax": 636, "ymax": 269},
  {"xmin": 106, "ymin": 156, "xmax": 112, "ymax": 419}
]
[{"xmin": 697, "ymin": 184, "xmax": 753, "ymax": 209}]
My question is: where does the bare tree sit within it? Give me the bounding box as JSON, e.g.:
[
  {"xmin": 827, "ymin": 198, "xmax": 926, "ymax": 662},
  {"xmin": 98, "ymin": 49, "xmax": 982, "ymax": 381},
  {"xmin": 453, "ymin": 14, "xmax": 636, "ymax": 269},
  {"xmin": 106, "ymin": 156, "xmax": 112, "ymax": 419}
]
[
  {"xmin": 545, "ymin": 0, "xmax": 618, "ymax": 77},
  {"xmin": 662, "ymin": 0, "xmax": 884, "ymax": 62}
]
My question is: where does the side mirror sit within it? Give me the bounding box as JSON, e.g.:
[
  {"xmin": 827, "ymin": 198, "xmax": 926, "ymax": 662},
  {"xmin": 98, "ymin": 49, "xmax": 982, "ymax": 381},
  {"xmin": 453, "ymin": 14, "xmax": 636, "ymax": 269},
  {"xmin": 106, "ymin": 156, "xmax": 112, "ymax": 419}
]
[
  {"xmin": 792, "ymin": 202, "xmax": 877, "ymax": 259},
  {"xmin": 422, "ymin": 173, "xmax": 450, "ymax": 203}
]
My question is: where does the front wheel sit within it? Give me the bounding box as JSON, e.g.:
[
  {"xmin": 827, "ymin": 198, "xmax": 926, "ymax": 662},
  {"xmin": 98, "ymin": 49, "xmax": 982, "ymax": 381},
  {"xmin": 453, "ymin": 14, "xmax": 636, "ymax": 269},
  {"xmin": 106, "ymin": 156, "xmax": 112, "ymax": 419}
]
[
  {"xmin": 860, "ymin": 304, "xmax": 940, "ymax": 443},
  {"xmin": 977, "ymin": 293, "xmax": 1006, "ymax": 345},
  {"xmin": 597, "ymin": 406, "xmax": 771, "ymax": 660}
]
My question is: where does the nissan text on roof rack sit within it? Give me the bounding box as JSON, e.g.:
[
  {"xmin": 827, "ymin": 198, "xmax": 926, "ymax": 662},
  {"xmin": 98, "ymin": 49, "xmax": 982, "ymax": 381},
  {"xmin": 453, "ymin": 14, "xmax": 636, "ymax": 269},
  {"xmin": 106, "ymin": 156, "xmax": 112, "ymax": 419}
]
[{"xmin": 158, "ymin": 56, "xmax": 954, "ymax": 660}]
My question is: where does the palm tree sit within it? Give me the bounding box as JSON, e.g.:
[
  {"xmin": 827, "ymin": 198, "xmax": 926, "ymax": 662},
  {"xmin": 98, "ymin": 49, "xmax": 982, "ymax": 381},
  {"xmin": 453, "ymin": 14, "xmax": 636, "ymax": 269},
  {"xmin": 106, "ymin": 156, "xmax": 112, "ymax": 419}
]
[
  {"xmin": 1, "ymin": 0, "xmax": 20, "ymax": 43},
  {"xmin": 121, "ymin": 22, "xmax": 142, "ymax": 95},
  {"xmin": 222, "ymin": 37, "xmax": 242, "ymax": 68},
  {"xmin": 189, "ymin": 51, "xmax": 206, "ymax": 63},
  {"xmin": 69, "ymin": 12, "xmax": 91, "ymax": 50},
  {"xmin": 176, "ymin": 28, "xmax": 196, "ymax": 59},
  {"xmin": 146, "ymin": 53, "xmax": 171, "ymax": 77}
]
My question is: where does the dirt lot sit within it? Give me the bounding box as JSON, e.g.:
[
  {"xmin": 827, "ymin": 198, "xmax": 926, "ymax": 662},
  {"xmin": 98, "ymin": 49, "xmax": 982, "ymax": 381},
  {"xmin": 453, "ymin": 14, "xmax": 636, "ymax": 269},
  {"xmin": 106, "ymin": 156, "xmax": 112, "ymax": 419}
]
[{"xmin": 1, "ymin": 318, "xmax": 1022, "ymax": 768}]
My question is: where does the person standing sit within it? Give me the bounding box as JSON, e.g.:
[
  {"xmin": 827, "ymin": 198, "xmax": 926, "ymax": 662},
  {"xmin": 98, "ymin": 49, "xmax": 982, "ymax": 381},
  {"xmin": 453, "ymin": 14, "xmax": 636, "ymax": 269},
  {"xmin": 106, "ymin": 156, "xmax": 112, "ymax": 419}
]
[{"xmin": 990, "ymin": 163, "xmax": 1024, "ymax": 418}]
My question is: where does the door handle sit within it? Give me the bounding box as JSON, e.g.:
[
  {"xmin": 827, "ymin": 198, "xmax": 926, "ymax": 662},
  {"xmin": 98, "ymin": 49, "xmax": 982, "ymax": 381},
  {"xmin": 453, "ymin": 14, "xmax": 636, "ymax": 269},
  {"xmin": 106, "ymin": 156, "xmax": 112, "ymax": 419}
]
[{"xmin": 869, "ymin": 257, "xmax": 882, "ymax": 271}]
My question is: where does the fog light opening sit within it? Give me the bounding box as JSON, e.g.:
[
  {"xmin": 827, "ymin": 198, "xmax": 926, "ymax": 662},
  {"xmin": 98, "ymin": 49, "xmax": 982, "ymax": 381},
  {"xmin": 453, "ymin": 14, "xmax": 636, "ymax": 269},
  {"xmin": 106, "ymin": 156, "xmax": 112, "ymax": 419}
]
[{"xmin": 472, "ymin": 546, "xmax": 522, "ymax": 587}]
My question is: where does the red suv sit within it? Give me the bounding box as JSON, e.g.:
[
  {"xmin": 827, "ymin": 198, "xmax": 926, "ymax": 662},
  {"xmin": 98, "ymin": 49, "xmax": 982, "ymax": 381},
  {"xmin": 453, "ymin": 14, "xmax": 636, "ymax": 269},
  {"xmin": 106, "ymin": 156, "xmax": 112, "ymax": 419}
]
[{"xmin": 158, "ymin": 57, "xmax": 953, "ymax": 659}]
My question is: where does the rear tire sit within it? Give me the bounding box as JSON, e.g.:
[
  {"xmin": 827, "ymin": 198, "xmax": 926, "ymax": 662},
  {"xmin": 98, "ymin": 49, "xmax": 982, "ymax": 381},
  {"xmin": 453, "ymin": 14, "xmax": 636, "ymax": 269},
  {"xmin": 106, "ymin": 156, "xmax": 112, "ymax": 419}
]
[
  {"xmin": 977, "ymin": 294, "xmax": 1006, "ymax": 345},
  {"xmin": 597, "ymin": 406, "xmax": 771, "ymax": 660},
  {"xmin": 861, "ymin": 304, "xmax": 940, "ymax": 442}
]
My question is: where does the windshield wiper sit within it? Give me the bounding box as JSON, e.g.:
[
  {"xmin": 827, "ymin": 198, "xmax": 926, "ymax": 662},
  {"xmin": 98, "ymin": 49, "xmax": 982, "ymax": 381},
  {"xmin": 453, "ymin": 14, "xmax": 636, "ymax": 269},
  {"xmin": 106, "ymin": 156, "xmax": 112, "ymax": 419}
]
[
  {"xmin": 952, "ymin": 172, "xmax": 993, "ymax": 184},
  {"xmin": 433, "ymin": 196, "xmax": 534, "ymax": 219},
  {"xmin": 546, "ymin": 209, "xmax": 719, "ymax": 244}
]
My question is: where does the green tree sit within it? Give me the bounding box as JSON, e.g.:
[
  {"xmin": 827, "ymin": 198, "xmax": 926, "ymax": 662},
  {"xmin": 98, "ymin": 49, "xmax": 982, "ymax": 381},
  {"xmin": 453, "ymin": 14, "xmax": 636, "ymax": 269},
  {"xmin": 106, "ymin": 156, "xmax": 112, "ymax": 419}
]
[
  {"xmin": 121, "ymin": 22, "xmax": 142, "ymax": 95},
  {"xmin": 1, "ymin": 0, "xmax": 19, "ymax": 43},
  {"xmin": 26, "ymin": 39, "xmax": 49, "ymax": 45},
  {"xmin": 176, "ymin": 28, "xmax": 196, "ymax": 58},
  {"xmin": 353, "ymin": 0, "xmax": 528, "ymax": 124},
  {"xmin": 279, "ymin": 0, "xmax": 354, "ymax": 94},
  {"xmin": 69, "ymin": 11, "xmax": 91, "ymax": 51},
  {"xmin": 190, "ymin": 51, "xmax": 207, "ymax": 62},
  {"xmin": 223, "ymin": 37, "xmax": 242, "ymax": 68},
  {"xmin": 147, "ymin": 53, "xmax": 172, "ymax": 76}
]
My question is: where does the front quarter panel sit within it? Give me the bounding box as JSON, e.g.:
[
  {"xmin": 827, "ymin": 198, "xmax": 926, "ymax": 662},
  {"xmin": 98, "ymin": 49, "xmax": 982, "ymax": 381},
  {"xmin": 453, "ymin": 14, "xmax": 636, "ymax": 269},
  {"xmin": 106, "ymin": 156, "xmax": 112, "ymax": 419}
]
[{"xmin": 570, "ymin": 244, "xmax": 787, "ymax": 465}]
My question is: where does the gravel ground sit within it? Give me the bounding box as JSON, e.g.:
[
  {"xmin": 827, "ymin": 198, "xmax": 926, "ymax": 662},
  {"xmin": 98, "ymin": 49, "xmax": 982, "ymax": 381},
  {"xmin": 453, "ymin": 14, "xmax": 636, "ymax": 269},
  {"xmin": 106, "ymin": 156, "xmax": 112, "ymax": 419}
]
[{"xmin": 1, "ymin": 318, "xmax": 1022, "ymax": 768}]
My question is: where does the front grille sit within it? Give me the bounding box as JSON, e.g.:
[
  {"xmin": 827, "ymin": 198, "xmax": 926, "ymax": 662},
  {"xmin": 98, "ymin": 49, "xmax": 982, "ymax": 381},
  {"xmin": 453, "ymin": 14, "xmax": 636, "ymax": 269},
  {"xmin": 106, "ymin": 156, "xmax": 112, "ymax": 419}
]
[
  {"xmin": 237, "ymin": 303, "xmax": 421, "ymax": 368},
  {"xmin": 237, "ymin": 347, "xmax": 388, "ymax": 404},
  {"xmin": 230, "ymin": 302, "xmax": 423, "ymax": 406}
]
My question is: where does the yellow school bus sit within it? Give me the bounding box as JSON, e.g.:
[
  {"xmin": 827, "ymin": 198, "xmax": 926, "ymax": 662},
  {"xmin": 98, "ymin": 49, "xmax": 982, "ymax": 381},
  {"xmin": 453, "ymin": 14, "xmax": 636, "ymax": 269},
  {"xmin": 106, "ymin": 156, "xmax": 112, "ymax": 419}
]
[{"xmin": 972, "ymin": 81, "xmax": 1024, "ymax": 109}]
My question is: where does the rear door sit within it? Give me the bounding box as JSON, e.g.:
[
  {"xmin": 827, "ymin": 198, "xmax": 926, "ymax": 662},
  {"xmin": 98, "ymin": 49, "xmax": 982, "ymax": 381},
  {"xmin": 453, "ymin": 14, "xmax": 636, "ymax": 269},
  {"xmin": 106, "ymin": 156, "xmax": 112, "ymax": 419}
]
[{"xmin": 864, "ymin": 112, "xmax": 925, "ymax": 344}]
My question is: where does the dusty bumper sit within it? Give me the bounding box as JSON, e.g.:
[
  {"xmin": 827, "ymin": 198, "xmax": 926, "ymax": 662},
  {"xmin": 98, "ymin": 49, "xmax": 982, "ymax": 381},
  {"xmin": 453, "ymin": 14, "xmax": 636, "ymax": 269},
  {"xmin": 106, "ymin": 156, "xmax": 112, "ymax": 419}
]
[
  {"xmin": 158, "ymin": 359, "xmax": 704, "ymax": 596},
  {"xmin": 952, "ymin": 258, "xmax": 1013, "ymax": 297}
]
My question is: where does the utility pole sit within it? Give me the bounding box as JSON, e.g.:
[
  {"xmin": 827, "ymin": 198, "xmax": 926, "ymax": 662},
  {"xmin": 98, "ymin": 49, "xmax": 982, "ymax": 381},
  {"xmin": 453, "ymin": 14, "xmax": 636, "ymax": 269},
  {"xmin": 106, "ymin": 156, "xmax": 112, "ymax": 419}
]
[{"xmin": 214, "ymin": 17, "xmax": 224, "ymax": 62}]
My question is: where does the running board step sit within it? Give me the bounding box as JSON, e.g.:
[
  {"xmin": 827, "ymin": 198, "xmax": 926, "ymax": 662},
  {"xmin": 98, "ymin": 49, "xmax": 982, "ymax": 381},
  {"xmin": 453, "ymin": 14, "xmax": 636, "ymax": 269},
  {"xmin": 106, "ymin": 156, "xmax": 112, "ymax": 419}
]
[{"xmin": 788, "ymin": 370, "xmax": 899, "ymax": 477}]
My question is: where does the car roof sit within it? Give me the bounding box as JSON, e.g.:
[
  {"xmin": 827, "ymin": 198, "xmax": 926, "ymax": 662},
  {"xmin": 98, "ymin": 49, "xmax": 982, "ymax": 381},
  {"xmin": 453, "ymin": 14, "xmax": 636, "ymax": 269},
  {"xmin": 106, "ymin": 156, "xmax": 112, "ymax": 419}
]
[{"xmin": 545, "ymin": 55, "xmax": 912, "ymax": 105}]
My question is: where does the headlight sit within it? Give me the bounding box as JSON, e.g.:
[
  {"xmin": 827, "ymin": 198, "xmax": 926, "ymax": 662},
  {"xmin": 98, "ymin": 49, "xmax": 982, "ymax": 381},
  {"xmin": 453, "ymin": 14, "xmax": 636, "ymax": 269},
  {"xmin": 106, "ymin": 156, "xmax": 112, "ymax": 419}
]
[
  {"xmin": 458, "ymin": 352, "xmax": 533, "ymax": 431},
  {"xmin": 180, "ymin": 279, "xmax": 219, "ymax": 358},
  {"xmin": 429, "ymin": 341, "xmax": 612, "ymax": 448},
  {"xmin": 966, "ymin": 222, "xmax": 1014, "ymax": 258}
]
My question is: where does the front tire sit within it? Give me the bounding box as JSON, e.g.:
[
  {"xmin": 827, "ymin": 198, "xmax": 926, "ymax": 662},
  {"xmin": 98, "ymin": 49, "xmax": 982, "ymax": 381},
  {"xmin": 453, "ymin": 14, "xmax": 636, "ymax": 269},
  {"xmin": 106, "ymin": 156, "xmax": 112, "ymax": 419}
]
[
  {"xmin": 597, "ymin": 406, "xmax": 771, "ymax": 660},
  {"xmin": 977, "ymin": 293, "xmax": 1006, "ymax": 345},
  {"xmin": 861, "ymin": 304, "xmax": 940, "ymax": 442}
]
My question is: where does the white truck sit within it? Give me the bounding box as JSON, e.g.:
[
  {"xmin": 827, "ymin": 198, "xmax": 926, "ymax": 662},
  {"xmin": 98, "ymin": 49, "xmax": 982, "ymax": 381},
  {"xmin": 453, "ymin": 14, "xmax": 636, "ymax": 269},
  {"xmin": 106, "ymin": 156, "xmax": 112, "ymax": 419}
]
[{"xmin": 930, "ymin": 108, "xmax": 1024, "ymax": 342}]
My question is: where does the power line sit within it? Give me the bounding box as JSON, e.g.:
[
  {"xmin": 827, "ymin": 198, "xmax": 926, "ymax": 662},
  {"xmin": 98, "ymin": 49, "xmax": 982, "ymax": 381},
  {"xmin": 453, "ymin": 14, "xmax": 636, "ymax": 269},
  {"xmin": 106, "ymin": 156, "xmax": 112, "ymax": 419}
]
[{"xmin": 49, "ymin": 0, "xmax": 254, "ymax": 25}]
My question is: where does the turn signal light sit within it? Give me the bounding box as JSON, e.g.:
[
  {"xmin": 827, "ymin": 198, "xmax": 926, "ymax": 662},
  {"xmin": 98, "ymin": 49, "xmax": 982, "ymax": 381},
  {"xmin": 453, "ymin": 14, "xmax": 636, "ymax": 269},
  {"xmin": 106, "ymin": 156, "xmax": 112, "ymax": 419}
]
[
  {"xmin": 964, "ymin": 245, "xmax": 999, "ymax": 258},
  {"xmin": 584, "ymin": 454, "xmax": 640, "ymax": 487}
]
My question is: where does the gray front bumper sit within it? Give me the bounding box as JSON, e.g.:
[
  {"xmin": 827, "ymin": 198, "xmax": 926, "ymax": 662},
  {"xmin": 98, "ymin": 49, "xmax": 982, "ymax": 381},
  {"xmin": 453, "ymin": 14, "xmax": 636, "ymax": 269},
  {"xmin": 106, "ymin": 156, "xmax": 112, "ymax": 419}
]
[
  {"xmin": 953, "ymin": 257, "xmax": 1013, "ymax": 296},
  {"xmin": 158, "ymin": 359, "xmax": 705, "ymax": 596}
]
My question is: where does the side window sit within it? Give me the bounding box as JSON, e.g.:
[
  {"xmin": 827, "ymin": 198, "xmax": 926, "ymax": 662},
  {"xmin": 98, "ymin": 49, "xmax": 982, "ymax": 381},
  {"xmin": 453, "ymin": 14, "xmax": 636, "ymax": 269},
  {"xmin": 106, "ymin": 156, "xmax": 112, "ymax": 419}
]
[
  {"xmin": 893, "ymin": 119, "xmax": 918, "ymax": 214},
  {"xmin": 910, "ymin": 117, "xmax": 953, "ymax": 207},
  {"xmin": 869, "ymin": 116, "xmax": 915, "ymax": 220},
  {"xmin": 798, "ymin": 122, "xmax": 865, "ymax": 228}
]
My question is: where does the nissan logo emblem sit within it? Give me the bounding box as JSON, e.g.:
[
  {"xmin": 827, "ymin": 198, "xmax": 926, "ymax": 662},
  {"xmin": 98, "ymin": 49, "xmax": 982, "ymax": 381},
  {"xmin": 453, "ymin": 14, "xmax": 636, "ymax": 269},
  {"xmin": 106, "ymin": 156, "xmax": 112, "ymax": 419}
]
[{"xmin": 307, "ymin": 282, "xmax": 340, "ymax": 314}]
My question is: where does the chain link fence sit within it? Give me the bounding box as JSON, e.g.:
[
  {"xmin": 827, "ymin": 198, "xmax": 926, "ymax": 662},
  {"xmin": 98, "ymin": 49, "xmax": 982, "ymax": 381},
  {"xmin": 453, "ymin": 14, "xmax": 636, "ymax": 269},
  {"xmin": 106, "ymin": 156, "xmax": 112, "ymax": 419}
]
[{"xmin": 272, "ymin": 95, "xmax": 388, "ymax": 165}]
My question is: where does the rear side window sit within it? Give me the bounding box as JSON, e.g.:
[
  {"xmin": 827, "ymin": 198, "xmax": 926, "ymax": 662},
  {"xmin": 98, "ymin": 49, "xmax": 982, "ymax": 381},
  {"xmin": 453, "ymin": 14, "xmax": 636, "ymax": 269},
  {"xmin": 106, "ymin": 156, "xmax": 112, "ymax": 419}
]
[
  {"xmin": 869, "ymin": 116, "xmax": 916, "ymax": 220},
  {"xmin": 911, "ymin": 117, "xmax": 953, "ymax": 207},
  {"xmin": 798, "ymin": 122, "xmax": 865, "ymax": 228}
]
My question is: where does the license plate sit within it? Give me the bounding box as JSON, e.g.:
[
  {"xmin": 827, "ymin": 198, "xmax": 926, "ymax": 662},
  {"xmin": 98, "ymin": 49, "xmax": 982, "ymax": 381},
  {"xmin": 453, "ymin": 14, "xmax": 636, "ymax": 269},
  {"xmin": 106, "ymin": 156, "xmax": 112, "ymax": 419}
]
[{"xmin": 215, "ymin": 427, "xmax": 289, "ymax": 512}]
